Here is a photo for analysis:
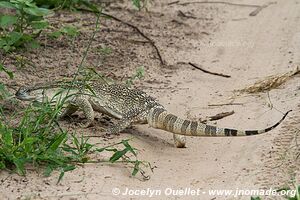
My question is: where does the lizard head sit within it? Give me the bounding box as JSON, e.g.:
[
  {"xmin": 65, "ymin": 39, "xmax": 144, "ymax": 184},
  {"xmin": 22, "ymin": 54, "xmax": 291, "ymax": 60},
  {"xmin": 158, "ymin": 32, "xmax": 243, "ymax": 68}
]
[
  {"xmin": 16, "ymin": 84, "xmax": 79, "ymax": 104},
  {"xmin": 15, "ymin": 86, "xmax": 37, "ymax": 101}
]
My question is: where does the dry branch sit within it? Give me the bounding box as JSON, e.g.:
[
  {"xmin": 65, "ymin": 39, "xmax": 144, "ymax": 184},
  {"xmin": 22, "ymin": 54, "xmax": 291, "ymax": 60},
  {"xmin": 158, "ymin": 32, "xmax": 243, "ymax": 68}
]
[
  {"xmin": 208, "ymin": 111, "xmax": 234, "ymax": 121},
  {"xmin": 249, "ymin": 2, "xmax": 276, "ymax": 16},
  {"xmin": 200, "ymin": 110, "xmax": 235, "ymax": 123},
  {"xmin": 188, "ymin": 62, "xmax": 231, "ymax": 78},
  {"xmin": 101, "ymin": 12, "xmax": 165, "ymax": 65},
  {"xmin": 208, "ymin": 102, "xmax": 243, "ymax": 106}
]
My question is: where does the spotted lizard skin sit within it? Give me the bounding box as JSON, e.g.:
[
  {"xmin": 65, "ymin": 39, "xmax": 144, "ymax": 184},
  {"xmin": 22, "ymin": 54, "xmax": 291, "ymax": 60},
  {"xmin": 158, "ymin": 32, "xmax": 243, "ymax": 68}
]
[{"xmin": 15, "ymin": 80, "xmax": 291, "ymax": 148}]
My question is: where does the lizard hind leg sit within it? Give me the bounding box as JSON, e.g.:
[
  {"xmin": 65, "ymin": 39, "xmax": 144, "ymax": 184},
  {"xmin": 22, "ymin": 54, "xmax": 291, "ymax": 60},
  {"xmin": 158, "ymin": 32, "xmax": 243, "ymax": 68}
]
[{"xmin": 173, "ymin": 134, "xmax": 186, "ymax": 148}]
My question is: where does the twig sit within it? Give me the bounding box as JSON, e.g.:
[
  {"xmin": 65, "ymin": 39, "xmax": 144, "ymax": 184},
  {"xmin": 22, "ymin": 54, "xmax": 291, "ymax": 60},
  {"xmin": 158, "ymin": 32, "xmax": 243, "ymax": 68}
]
[
  {"xmin": 208, "ymin": 102, "xmax": 243, "ymax": 106},
  {"xmin": 249, "ymin": 2, "xmax": 276, "ymax": 16},
  {"xmin": 101, "ymin": 12, "xmax": 165, "ymax": 65},
  {"xmin": 177, "ymin": 10, "xmax": 197, "ymax": 19},
  {"xmin": 200, "ymin": 110, "xmax": 234, "ymax": 123},
  {"xmin": 167, "ymin": 1, "xmax": 180, "ymax": 5},
  {"xmin": 188, "ymin": 62, "xmax": 231, "ymax": 78},
  {"xmin": 208, "ymin": 110, "xmax": 234, "ymax": 121},
  {"xmin": 177, "ymin": 1, "xmax": 260, "ymax": 7}
]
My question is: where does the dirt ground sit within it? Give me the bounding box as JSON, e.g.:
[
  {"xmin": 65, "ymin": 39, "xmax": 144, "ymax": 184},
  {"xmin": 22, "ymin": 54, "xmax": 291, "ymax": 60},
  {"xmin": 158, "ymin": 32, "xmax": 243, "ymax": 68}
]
[{"xmin": 1, "ymin": 0, "xmax": 300, "ymax": 199}]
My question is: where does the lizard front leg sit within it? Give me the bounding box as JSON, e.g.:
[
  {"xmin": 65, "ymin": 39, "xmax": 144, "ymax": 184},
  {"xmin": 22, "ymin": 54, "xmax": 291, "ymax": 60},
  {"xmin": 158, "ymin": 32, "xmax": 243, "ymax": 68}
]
[
  {"xmin": 58, "ymin": 104, "xmax": 78, "ymax": 119},
  {"xmin": 64, "ymin": 96, "xmax": 94, "ymax": 128}
]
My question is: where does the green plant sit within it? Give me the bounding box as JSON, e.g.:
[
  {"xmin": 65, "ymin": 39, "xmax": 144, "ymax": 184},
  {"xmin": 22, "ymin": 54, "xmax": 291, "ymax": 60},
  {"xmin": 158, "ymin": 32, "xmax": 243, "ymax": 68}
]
[
  {"xmin": 0, "ymin": 62, "xmax": 13, "ymax": 78},
  {"xmin": 34, "ymin": 0, "xmax": 98, "ymax": 11},
  {"xmin": 131, "ymin": 0, "xmax": 141, "ymax": 9},
  {"xmin": 126, "ymin": 66, "xmax": 145, "ymax": 86},
  {"xmin": 0, "ymin": 83, "xmax": 10, "ymax": 100},
  {"xmin": 0, "ymin": 63, "xmax": 13, "ymax": 100},
  {"xmin": 97, "ymin": 45, "xmax": 112, "ymax": 56},
  {"xmin": 49, "ymin": 25, "xmax": 80, "ymax": 40},
  {"xmin": 251, "ymin": 197, "xmax": 262, "ymax": 200},
  {"xmin": 0, "ymin": 0, "xmax": 51, "ymax": 52},
  {"xmin": 0, "ymin": 97, "xmax": 150, "ymax": 182}
]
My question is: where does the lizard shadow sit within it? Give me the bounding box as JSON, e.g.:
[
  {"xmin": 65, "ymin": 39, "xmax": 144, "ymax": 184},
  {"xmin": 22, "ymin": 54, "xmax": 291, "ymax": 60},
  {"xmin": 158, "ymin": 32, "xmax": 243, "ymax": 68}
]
[
  {"xmin": 124, "ymin": 126, "xmax": 175, "ymax": 148},
  {"xmin": 63, "ymin": 114, "xmax": 175, "ymax": 148}
]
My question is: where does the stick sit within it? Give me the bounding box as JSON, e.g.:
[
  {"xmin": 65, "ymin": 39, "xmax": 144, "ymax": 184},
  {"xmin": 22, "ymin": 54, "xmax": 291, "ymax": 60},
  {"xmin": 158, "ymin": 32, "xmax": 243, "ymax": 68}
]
[
  {"xmin": 208, "ymin": 103, "xmax": 243, "ymax": 106},
  {"xmin": 167, "ymin": 1, "xmax": 180, "ymax": 5},
  {"xmin": 200, "ymin": 110, "xmax": 235, "ymax": 123},
  {"xmin": 249, "ymin": 2, "xmax": 276, "ymax": 16},
  {"xmin": 208, "ymin": 110, "xmax": 234, "ymax": 121},
  {"xmin": 188, "ymin": 62, "xmax": 231, "ymax": 78},
  {"xmin": 178, "ymin": 1, "xmax": 260, "ymax": 7},
  {"xmin": 101, "ymin": 12, "xmax": 165, "ymax": 65},
  {"xmin": 177, "ymin": 10, "xmax": 197, "ymax": 19}
]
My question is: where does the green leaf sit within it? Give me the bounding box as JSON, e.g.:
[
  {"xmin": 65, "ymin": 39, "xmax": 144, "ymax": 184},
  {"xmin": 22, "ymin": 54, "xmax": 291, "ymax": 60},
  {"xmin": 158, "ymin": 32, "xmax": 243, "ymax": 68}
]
[
  {"xmin": 0, "ymin": 161, "xmax": 5, "ymax": 169},
  {"xmin": 132, "ymin": 160, "xmax": 140, "ymax": 176},
  {"xmin": 13, "ymin": 158, "xmax": 26, "ymax": 175},
  {"xmin": 0, "ymin": 1, "xmax": 16, "ymax": 9},
  {"xmin": 0, "ymin": 83, "xmax": 10, "ymax": 100},
  {"xmin": 251, "ymin": 197, "xmax": 262, "ymax": 200},
  {"xmin": 47, "ymin": 132, "xmax": 67, "ymax": 152},
  {"xmin": 63, "ymin": 165, "xmax": 76, "ymax": 172},
  {"xmin": 6, "ymin": 31, "xmax": 23, "ymax": 45},
  {"xmin": 2, "ymin": 130, "xmax": 13, "ymax": 146},
  {"xmin": 0, "ymin": 15, "xmax": 17, "ymax": 28},
  {"xmin": 122, "ymin": 140, "xmax": 137, "ymax": 156},
  {"xmin": 49, "ymin": 31, "xmax": 62, "ymax": 38},
  {"xmin": 105, "ymin": 148, "xmax": 118, "ymax": 152},
  {"xmin": 109, "ymin": 149, "xmax": 128, "ymax": 163},
  {"xmin": 57, "ymin": 165, "xmax": 75, "ymax": 184},
  {"xmin": 0, "ymin": 63, "xmax": 14, "ymax": 79},
  {"xmin": 131, "ymin": 0, "xmax": 141, "ymax": 9},
  {"xmin": 30, "ymin": 20, "xmax": 49, "ymax": 30},
  {"xmin": 26, "ymin": 39, "xmax": 40, "ymax": 49},
  {"xmin": 57, "ymin": 170, "xmax": 64, "ymax": 184},
  {"xmin": 97, "ymin": 46, "xmax": 112, "ymax": 55},
  {"xmin": 24, "ymin": 0, "xmax": 35, "ymax": 7},
  {"xmin": 94, "ymin": 147, "xmax": 105, "ymax": 153},
  {"xmin": 44, "ymin": 165, "xmax": 54, "ymax": 177},
  {"xmin": 23, "ymin": 137, "xmax": 37, "ymax": 144},
  {"xmin": 61, "ymin": 26, "xmax": 79, "ymax": 37},
  {"xmin": 23, "ymin": 7, "xmax": 50, "ymax": 16}
]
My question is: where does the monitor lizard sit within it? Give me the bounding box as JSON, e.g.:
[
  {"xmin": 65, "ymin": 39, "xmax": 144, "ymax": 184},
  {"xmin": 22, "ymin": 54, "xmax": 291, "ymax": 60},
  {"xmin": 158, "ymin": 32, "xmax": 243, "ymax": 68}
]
[{"xmin": 15, "ymin": 80, "xmax": 291, "ymax": 148}]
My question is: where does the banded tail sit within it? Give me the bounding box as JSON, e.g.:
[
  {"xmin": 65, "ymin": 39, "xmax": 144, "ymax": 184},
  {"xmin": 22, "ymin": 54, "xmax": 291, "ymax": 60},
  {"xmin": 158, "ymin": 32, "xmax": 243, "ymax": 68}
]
[{"xmin": 147, "ymin": 108, "xmax": 291, "ymax": 137}]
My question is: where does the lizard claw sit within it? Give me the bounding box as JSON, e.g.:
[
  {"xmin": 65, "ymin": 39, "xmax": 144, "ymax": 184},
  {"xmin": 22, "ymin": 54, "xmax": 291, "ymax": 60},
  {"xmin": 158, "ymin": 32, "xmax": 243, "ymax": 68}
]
[{"xmin": 78, "ymin": 121, "xmax": 93, "ymax": 128}]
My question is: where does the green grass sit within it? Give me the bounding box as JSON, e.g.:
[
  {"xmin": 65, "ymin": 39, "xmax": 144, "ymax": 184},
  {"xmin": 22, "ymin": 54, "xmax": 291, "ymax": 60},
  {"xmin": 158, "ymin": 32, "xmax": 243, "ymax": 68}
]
[{"xmin": 0, "ymin": 99, "xmax": 150, "ymax": 183}]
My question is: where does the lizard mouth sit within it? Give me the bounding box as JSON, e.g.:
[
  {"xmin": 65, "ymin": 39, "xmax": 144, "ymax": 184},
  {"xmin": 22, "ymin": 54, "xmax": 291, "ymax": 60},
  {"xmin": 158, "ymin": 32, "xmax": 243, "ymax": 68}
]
[
  {"xmin": 15, "ymin": 92, "xmax": 39, "ymax": 101},
  {"xmin": 15, "ymin": 87, "xmax": 44, "ymax": 102}
]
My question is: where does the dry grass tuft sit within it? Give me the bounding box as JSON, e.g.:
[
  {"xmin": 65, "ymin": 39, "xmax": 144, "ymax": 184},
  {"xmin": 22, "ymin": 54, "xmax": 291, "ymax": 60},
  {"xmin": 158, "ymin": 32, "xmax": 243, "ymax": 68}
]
[{"xmin": 237, "ymin": 67, "xmax": 300, "ymax": 93}]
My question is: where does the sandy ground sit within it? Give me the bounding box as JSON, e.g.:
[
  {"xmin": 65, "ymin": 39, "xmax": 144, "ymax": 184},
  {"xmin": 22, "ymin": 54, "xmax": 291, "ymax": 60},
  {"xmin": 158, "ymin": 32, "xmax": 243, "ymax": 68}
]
[{"xmin": 1, "ymin": 0, "xmax": 300, "ymax": 199}]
